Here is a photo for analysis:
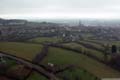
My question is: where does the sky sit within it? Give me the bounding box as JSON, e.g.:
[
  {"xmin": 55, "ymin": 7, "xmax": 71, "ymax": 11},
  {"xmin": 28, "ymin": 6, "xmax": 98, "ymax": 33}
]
[{"xmin": 0, "ymin": 0, "xmax": 120, "ymax": 19}]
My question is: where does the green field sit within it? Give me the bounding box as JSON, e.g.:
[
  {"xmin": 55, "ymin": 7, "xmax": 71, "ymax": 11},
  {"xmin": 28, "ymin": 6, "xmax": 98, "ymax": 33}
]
[
  {"xmin": 27, "ymin": 72, "xmax": 47, "ymax": 80},
  {"xmin": 1, "ymin": 41, "xmax": 120, "ymax": 80},
  {"xmin": 57, "ymin": 67, "xmax": 96, "ymax": 80},
  {"xmin": 86, "ymin": 40, "xmax": 120, "ymax": 46},
  {"xmin": 83, "ymin": 40, "xmax": 106, "ymax": 46},
  {"xmin": 78, "ymin": 41, "xmax": 104, "ymax": 52},
  {"xmin": 0, "ymin": 58, "xmax": 17, "ymax": 74},
  {"xmin": 41, "ymin": 47, "xmax": 120, "ymax": 78},
  {"xmin": 0, "ymin": 42, "xmax": 43, "ymax": 61},
  {"xmin": 86, "ymin": 40, "xmax": 120, "ymax": 52},
  {"xmin": 62, "ymin": 42, "xmax": 104, "ymax": 60},
  {"xmin": 29, "ymin": 37, "xmax": 62, "ymax": 43}
]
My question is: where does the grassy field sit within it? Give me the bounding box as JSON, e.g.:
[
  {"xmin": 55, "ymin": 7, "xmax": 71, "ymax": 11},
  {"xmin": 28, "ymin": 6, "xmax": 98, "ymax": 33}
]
[
  {"xmin": 1, "ymin": 41, "xmax": 120, "ymax": 79},
  {"xmin": 85, "ymin": 40, "xmax": 120, "ymax": 46},
  {"xmin": 0, "ymin": 42, "xmax": 43, "ymax": 61},
  {"xmin": 27, "ymin": 72, "xmax": 47, "ymax": 80},
  {"xmin": 41, "ymin": 47, "xmax": 120, "ymax": 78},
  {"xmin": 86, "ymin": 40, "xmax": 120, "ymax": 52},
  {"xmin": 5, "ymin": 58, "xmax": 18, "ymax": 68},
  {"xmin": 78, "ymin": 41, "xmax": 104, "ymax": 52},
  {"xmin": 0, "ymin": 58, "xmax": 18, "ymax": 75},
  {"xmin": 28, "ymin": 37, "xmax": 62, "ymax": 43},
  {"xmin": 62, "ymin": 42, "xmax": 84, "ymax": 52},
  {"xmin": 57, "ymin": 67, "xmax": 96, "ymax": 80},
  {"xmin": 62, "ymin": 42, "xmax": 104, "ymax": 61},
  {"xmin": 83, "ymin": 40, "xmax": 106, "ymax": 46}
]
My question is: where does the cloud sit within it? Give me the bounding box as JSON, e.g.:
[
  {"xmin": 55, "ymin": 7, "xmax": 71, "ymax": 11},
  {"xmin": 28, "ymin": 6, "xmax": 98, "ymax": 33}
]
[{"xmin": 0, "ymin": 0, "xmax": 120, "ymax": 19}]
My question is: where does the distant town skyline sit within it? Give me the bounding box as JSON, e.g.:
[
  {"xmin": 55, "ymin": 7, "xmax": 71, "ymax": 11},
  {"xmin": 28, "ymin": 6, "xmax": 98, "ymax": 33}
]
[{"xmin": 0, "ymin": 0, "xmax": 120, "ymax": 19}]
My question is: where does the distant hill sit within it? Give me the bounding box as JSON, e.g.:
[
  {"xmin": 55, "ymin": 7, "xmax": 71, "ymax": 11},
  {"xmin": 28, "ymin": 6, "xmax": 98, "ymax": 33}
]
[
  {"xmin": 0, "ymin": 18, "xmax": 27, "ymax": 26},
  {"xmin": 29, "ymin": 19, "xmax": 120, "ymax": 27}
]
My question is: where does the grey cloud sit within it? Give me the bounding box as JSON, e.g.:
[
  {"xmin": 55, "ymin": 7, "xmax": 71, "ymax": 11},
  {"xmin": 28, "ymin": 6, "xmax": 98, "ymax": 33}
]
[{"xmin": 0, "ymin": 0, "xmax": 120, "ymax": 19}]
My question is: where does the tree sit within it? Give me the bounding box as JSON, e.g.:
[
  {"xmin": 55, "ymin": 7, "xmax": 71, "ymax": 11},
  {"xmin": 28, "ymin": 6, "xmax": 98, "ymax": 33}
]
[
  {"xmin": 111, "ymin": 45, "xmax": 117, "ymax": 54},
  {"xmin": 0, "ymin": 30, "xmax": 2, "ymax": 35}
]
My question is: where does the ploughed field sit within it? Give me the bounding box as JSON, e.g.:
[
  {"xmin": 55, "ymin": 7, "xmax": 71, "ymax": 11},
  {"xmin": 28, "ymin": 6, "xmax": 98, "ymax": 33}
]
[{"xmin": 1, "ymin": 37, "xmax": 120, "ymax": 80}]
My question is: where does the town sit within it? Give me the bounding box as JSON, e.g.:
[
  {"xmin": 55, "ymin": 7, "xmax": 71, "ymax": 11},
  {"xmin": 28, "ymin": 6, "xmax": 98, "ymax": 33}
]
[{"xmin": 0, "ymin": 18, "xmax": 120, "ymax": 42}]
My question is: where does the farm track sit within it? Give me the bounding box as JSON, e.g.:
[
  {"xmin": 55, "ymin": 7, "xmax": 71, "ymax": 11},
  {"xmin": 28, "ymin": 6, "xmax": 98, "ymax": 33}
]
[{"xmin": 0, "ymin": 51, "xmax": 59, "ymax": 80}]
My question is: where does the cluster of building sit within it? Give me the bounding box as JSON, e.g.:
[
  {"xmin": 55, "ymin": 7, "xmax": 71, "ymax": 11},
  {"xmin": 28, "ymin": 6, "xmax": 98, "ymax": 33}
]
[{"xmin": 0, "ymin": 18, "xmax": 120, "ymax": 41}]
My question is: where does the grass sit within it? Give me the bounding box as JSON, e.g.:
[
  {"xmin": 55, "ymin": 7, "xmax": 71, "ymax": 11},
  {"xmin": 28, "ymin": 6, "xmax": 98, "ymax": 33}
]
[
  {"xmin": 86, "ymin": 40, "xmax": 120, "ymax": 52},
  {"xmin": 63, "ymin": 43, "xmax": 83, "ymax": 49},
  {"xmin": 4, "ymin": 58, "xmax": 17, "ymax": 68},
  {"xmin": 62, "ymin": 42, "xmax": 104, "ymax": 61},
  {"xmin": 85, "ymin": 48, "xmax": 104, "ymax": 60},
  {"xmin": 1, "ymin": 41, "xmax": 120, "ymax": 79},
  {"xmin": 57, "ymin": 67, "xmax": 97, "ymax": 80},
  {"xmin": 86, "ymin": 40, "xmax": 114, "ymax": 46},
  {"xmin": 62, "ymin": 42, "xmax": 84, "ymax": 52},
  {"xmin": 109, "ymin": 41, "xmax": 120, "ymax": 46},
  {"xmin": 84, "ymin": 40, "xmax": 106, "ymax": 46},
  {"xmin": 0, "ymin": 42, "xmax": 43, "ymax": 61},
  {"xmin": 41, "ymin": 47, "xmax": 120, "ymax": 78},
  {"xmin": 27, "ymin": 72, "xmax": 47, "ymax": 80},
  {"xmin": 0, "ymin": 58, "xmax": 17, "ymax": 74},
  {"xmin": 78, "ymin": 41, "xmax": 104, "ymax": 52},
  {"xmin": 28, "ymin": 37, "xmax": 62, "ymax": 43}
]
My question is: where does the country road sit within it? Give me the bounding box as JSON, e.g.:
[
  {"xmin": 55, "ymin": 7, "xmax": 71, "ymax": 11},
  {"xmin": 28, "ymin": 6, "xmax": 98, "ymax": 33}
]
[{"xmin": 0, "ymin": 51, "xmax": 59, "ymax": 80}]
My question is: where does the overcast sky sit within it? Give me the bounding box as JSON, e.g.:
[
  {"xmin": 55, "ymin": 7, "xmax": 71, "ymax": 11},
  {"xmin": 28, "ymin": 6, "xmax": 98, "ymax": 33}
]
[{"xmin": 0, "ymin": 0, "xmax": 120, "ymax": 19}]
